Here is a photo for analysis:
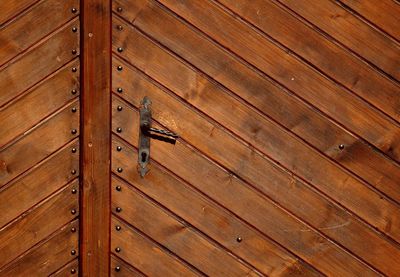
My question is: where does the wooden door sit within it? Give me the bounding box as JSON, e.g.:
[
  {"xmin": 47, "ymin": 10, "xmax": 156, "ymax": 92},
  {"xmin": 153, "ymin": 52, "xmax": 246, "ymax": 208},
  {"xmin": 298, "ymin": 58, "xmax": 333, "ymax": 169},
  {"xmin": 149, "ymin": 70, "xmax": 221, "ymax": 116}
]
[
  {"xmin": 0, "ymin": 0, "xmax": 81, "ymax": 275},
  {"xmin": 1, "ymin": 0, "xmax": 400, "ymax": 276}
]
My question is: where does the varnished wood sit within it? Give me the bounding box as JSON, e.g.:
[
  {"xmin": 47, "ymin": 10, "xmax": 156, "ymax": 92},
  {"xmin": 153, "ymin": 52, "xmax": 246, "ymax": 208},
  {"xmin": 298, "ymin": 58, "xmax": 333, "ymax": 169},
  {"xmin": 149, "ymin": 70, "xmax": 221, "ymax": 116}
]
[
  {"xmin": 50, "ymin": 258, "xmax": 79, "ymax": 276},
  {"xmin": 0, "ymin": 220, "xmax": 79, "ymax": 276},
  {"xmin": 111, "ymin": 217, "xmax": 201, "ymax": 276},
  {"xmin": 0, "ymin": 19, "xmax": 79, "ymax": 107},
  {"xmin": 111, "ymin": 255, "xmax": 145, "ymax": 277},
  {"xmin": 80, "ymin": 0, "xmax": 111, "ymax": 275},
  {"xmin": 0, "ymin": 139, "xmax": 79, "ymax": 228},
  {"xmin": 0, "ymin": 0, "xmax": 79, "ymax": 66},
  {"xmin": 0, "ymin": 101, "xmax": 79, "ymax": 186},
  {"xmin": 0, "ymin": 60, "xmax": 80, "ymax": 147},
  {"xmin": 0, "ymin": 0, "xmax": 39, "ymax": 25},
  {"xmin": 0, "ymin": 180, "xmax": 79, "ymax": 269}
]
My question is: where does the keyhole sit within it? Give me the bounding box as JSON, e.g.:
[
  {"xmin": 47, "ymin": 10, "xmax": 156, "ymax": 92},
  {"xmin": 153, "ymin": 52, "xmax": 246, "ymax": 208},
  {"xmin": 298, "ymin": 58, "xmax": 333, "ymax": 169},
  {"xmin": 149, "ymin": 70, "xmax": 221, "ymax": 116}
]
[{"xmin": 141, "ymin": 152, "xmax": 147, "ymax": 163}]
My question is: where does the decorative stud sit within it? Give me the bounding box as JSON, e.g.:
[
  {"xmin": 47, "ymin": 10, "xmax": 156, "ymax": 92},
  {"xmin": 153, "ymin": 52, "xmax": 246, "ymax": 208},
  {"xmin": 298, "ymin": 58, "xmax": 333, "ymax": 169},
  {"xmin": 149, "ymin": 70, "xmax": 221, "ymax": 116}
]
[
  {"xmin": 115, "ymin": 247, "xmax": 121, "ymax": 253},
  {"xmin": 71, "ymin": 107, "xmax": 77, "ymax": 113},
  {"xmin": 71, "ymin": 8, "xmax": 78, "ymax": 13},
  {"xmin": 71, "ymin": 268, "xmax": 77, "ymax": 274},
  {"xmin": 236, "ymin": 236, "xmax": 242, "ymax": 243},
  {"xmin": 115, "ymin": 266, "xmax": 121, "ymax": 272},
  {"xmin": 117, "ymin": 87, "xmax": 123, "ymax": 93},
  {"xmin": 72, "ymin": 148, "xmax": 77, "ymax": 153},
  {"xmin": 116, "ymin": 127, "xmax": 122, "ymax": 133},
  {"xmin": 117, "ymin": 65, "xmax": 123, "ymax": 71},
  {"xmin": 117, "ymin": 146, "xmax": 122, "ymax": 151},
  {"xmin": 117, "ymin": 47, "xmax": 123, "ymax": 53},
  {"xmin": 72, "ymin": 49, "xmax": 77, "ymax": 55},
  {"xmin": 72, "ymin": 188, "xmax": 77, "ymax": 194},
  {"xmin": 116, "ymin": 186, "xmax": 122, "ymax": 191},
  {"xmin": 71, "ymin": 227, "xmax": 77, "ymax": 233},
  {"xmin": 71, "ymin": 249, "xmax": 76, "ymax": 255},
  {"xmin": 72, "ymin": 27, "xmax": 78, "ymax": 32},
  {"xmin": 116, "ymin": 207, "xmax": 122, "ymax": 213},
  {"xmin": 117, "ymin": 106, "xmax": 123, "ymax": 111},
  {"xmin": 71, "ymin": 89, "xmax": 77, "ymax": 95},
  {"xmin": 117, "ymin": 167, "xmax": 123, "ymax": 173},
  {"xmin": 71, "ymin": 169, "xmax": 77, "ymax": 175},
  {"xmin": 71, "ymin": 209, "xmax": 77, "ymax": 215},
  {"xmin": 117, "ymin": 25, "xmax": 123, "ymax": 31},
  {"xmin": 117, "ymin": 7, "xmax": 123, "ymax": 13},
  {"xmin": 116, "ymin": 225, "xmax": 121, "ymax": 231},
  {"xmin": 71, "ymin": 129, "xmax": 77, "ymax": 134},
  {"xmin": 339, "ymin": 144, "xmax": 345, "ymax": 150},
  {"xmin": 72, "ymin": 67, "xmax": 77, "ymax": 72}
]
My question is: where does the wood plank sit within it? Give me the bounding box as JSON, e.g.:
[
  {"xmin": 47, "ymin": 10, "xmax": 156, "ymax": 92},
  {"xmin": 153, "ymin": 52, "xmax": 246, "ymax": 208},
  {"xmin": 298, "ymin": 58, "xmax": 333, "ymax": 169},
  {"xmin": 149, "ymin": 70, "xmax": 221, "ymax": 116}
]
[
  {"xmin": 0, "ymin": 180, "xmax": 79, "ymax": 269},
  {"xmin": 338, "ymin": 0, "xmax": 400, "ymax": 41},
  {"xmin": 277, "ymin": 0, "xmax": 400, "ymax": 80},
  {"xmin": 50, "ymin": 258, "xmax": 79, "ymax": 276},
  {"xmin": 111, "ymin": 255, "xmax": 146, "ymax": 277},
  {"xmin": 112, "ymin": 2, "xmax": 400, "ymax": 208},
  {"xmin": 112, "ymin": 22, "xmax": 400, "ymax": 243},
  {"xmin": 0, "ymin": 219, "xmax": 79, "ymax": 277},
  {"xmin": 0, "ymin": 0, "xmax": 39, "ymax": 25},
  {"xmin": 0, "ymin": 18, "xmax": 79, "ymax": 107},
  {"xmin": 111, "ymin": 139, "xmax": 321, "ymax": 276},
  {"xmin": 112, "ymin": 178, "xmax": 263, "ymax": 276},
  {"xmin": 214, "ymin": 0, "xmax": 400, "ymax": 124},
  {"xmin": 0, "ymin": 59, "xmax": 80, "ymax": 147},
  {"xmin": 111, "ymin": 217, "xmax": 202, "ymax": 277},
  {"xmin": 111, "ymin": 127, "xmax": 378, "ymax": 276},
  {"xmin": 152, "ymin": 0, "xmax": 400, "ymax": 163},
  {"xmin": 0, "ymin": 100, "xmax": 79, "ymax": 186},
  {"xmin": 0, "ymin": 0, "xmax": 79, "ymax": 66},
  {"xmin": 0, "ymin": 139, "xmax": 79, "ymax": 228},
  {"xmin": 80, "ymin": 0, "xmax": 111, "ymax": 275}
]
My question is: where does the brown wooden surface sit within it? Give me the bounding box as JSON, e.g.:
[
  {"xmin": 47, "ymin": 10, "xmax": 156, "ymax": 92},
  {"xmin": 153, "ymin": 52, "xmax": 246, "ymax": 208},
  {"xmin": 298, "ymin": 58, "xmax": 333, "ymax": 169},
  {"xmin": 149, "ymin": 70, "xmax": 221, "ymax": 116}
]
[
  {"xmin": 80, "ymin": 0, "xmax": 111, "ymax": 275},
  {"xmin": 111, "ymin": 0, "xmax": 400, "ymax": 275},
  {"xmin": 0, "ymin": 0, "xmax": 39, "ymax": 25},
  {"xmin": 50, "ymin": 258, "xmax": 79, "ymax": 276},
  {"xmin": 111, "ymin": 255, "xmax": 146, "ymax": 277}
]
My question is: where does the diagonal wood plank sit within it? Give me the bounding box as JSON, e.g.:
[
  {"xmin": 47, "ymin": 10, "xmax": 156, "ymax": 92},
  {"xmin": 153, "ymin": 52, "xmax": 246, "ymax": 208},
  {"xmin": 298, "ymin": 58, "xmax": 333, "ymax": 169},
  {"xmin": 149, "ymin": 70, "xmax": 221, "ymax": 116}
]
[
  {"xmin": 0, "ymin": 0, "xmax": 39, "ymax": 26},
  {"xmin": 50, "ymin": 258, "xmax": 79, "ymax": 276},
  {"xmin": 111, "ymin": 137, "xmax": 322, "ymax": 276},
  {"xmin": 113, "ymin": 177, "xmax": 264, "ymax": 276},
  {"xmin": 111, "ymin": 216, "xmax": 202, "ymax": 276},
  {"xmin": 277, "ymin": 0, "xmax": 400, "ymax": 80},
  {"xmin": 152, "ymin": 0, "xmax": 400, "ymax": 163},
  {"xmin": 111, "ymin": 21, "xmax": 400, "ymax": 242},
  {"xmin": 111, "ymin": 255, "xmax": 145, "ymax": 277},
  {"xmin": 0, "ymin": 59, "xmax": 79, "ymax": 147},
  {"xmin": 111, "ymin": 2, "xmax": 400, "ymax": 209},
  {"xmin": 0, "ymin": 139, "xmax": 79, "ymax": 228},
  {"xmin": 0, "ymin": 0, "xmax": 79, "ymax": 66},
  {"xmin": 0, "ymin": 18, "xmax": 79, "ymax": 107},
  {"xmin": 0, "ymin": 100, "xmax": 79, "ymax": 186},
  {"xmin": 0, "ymin": 180, "xmax": 79, "ymax": 269},
  {"xmin": 0, "ymin": 219, "xmax": 79, "ymax": 277}
]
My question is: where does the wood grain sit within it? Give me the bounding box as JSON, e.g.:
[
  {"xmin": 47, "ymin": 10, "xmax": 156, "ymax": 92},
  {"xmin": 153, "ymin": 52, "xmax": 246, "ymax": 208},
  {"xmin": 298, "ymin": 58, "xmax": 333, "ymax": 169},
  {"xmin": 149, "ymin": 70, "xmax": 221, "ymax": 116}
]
[
  {"xmin": 338, "ymin": 0, "xmax": 400, "ymax": 41},
  {"xmin": 152, "ymin": 0, "xmax": 400, "ymax": 163},
  {"xmin": 0, "ymin": 180, "xmax": 79, "ymax": 269},
  {"xmin": 0, "ymin": 59, "xmax": 80, "ymax": 147},
  {"xmin": 112, "ymin": 21, "xmax": 400, "ymax": 245},
  {"xmin": 112, "ymin": 2, "xmax": 400, "ymax": 208},
  {"xmin": 80, "ymin": 0, "xmax": 111, "ymax": 275},
  {"xmin": 0, "ymin": 219, "xmax": 79, "ymax": 277},
  {"xmin": 277, "ymin": 0, "xmax": 400, "ymax": 80},
  {"xmin": 0, "ymin": 18, "xmax": 79, "ymax": 107},
  {"xmin": 0, "ymin": 0, "xmax": 39, "ymax": 25},
  {"xmin": 0, "ymin": 100, "xmax": 79, "ymax": 186},
  {"xmin": 0, "ymin": 139, "xmax": 79, "ymax": 228},
  {"xmin": 0, "ymin": 0, "xmax": 79, "ymax": 66},
  {"xmin": 50, "ymin": 258, "xmax": 79, "ymax": 276},
  {"xmin": 111, "ymin": 216, "xmax": 202, "ymax": 277},
  {"xmin": 111, "ymin": 255, "xmax": 146, "ymax": 277},
  {"xmin": 112, "ymin": 177, "xmax": 263, "ymax": 276}
]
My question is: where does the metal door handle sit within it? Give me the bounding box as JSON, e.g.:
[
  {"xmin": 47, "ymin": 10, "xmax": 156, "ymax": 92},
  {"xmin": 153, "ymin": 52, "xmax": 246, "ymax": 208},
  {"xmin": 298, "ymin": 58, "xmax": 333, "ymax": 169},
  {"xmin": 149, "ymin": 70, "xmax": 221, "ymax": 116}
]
[{"xmin": 138, "ymin": 96, "xmax": 179, "ymax": 177}]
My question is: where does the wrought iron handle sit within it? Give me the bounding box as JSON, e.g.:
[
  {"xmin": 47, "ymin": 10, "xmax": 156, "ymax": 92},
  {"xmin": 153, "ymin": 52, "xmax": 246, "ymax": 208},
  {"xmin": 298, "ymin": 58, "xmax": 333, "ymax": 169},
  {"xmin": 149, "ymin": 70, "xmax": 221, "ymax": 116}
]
[{"xmin": 138, "ymin": 96, "xmax": 179, "ymax": 177}]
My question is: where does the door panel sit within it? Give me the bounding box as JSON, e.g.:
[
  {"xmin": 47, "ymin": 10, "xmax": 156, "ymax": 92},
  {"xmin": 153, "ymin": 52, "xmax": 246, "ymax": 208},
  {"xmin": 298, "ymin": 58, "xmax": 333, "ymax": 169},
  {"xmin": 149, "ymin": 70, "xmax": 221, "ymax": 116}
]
[
  {"xmin": 0, "ymin": 1, "xmax": 80, "ymax": 275},
  {"xmin": 111, "ymin": 0, "xmax": 400, "ymax": 276}
]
